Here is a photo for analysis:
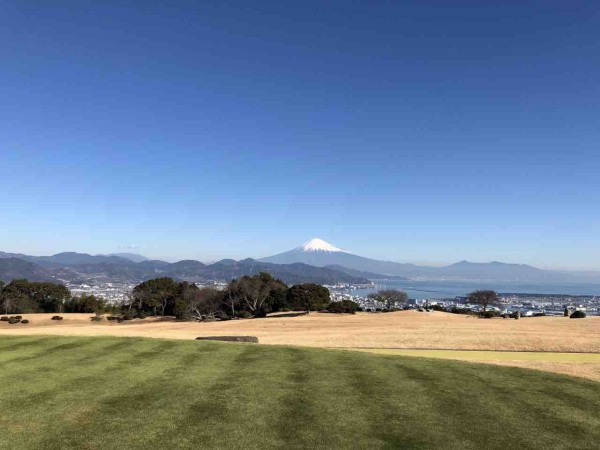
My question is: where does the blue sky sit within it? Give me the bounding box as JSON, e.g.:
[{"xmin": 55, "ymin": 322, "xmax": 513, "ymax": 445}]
[{"xmin": 1, "ymin": 1, "xmax": 599, "ymax": 269}]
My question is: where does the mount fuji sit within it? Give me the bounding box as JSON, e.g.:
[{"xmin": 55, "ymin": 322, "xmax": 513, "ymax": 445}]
[
  {"xmin": 260, "ymin": 238, "xmax": 600, "ymax": 283},
  {"xmin": 260, "ymin": 238, "xmax": 422, "ymax": 278}
]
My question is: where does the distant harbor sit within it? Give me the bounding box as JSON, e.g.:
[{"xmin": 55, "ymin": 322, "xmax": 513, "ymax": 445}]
[{"xmin": 327, "ymin": 279, "xmax": 600, "ymax": 316}]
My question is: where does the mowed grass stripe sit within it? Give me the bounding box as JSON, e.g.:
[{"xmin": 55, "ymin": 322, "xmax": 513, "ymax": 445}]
[{"xmin": 0, "ymin": 336, "xmax": 598, "ymax": 450}]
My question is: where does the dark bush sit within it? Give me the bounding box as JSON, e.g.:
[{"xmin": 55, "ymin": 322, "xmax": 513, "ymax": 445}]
[
  {"xmin": 570, "ymin": 310, "xmax": 586, "ymax": 319},
  {"xmin": 417, "ymin": 308, "xmax": 424, "ymax": 312},
  {"xmin": 90, "ymin": 316, "xmax": 103, "ymax": 322},
  {"xmin": 327, "ymin": 300, "xmax": 359, "ymax": 314},
  {"xmin": 21, "ymin": 319, "xmax": 29, "ymax": 324},
  {"xmin": 51, "ymin": 316, "xmax": 63, "ymax": 321},
  {"xmin": 533, "ymin": 312, "xmax": 546, "ymax": 317},
  {"xmin": 431, "ymin": 305, "xmax": 446, "ymax": 312},
  {"xmin": 0, "ymin": 316, "xmax": 9, "ymax": 322},
  {"xmin": 106, "ymin": 316, "xmax": 118, "ymax": 321},
  {"xmin": 237, "ymin": 311, "xmax": 252, "ymax": 319},
  {"xmin": 483, "ymin": 311, "xmax": 496, "ymax": 319},
  {"xmin": 14, "ymin": 315, "xmax": 22, "ymax": 320},
  {"xmin": 8, "ymin": 318, "xmax": 20, "ymax": 324}
]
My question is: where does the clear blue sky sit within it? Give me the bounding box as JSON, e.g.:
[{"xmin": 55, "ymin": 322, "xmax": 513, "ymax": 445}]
[{"xmin": 1, "ymin": 1, "xmax": 599, "ymax": 269}]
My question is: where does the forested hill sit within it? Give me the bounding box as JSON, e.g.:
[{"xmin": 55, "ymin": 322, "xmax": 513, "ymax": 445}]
[{"xmin": 0, "ymin": 254, "xmax": 368, "ymax": 286}]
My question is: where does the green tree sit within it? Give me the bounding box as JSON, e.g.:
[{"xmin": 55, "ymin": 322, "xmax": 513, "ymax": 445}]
[
  {"xmin": 0, "ymin": 280, "xmax": 70, "ymax": 314},
  {"xmin": 228, "ymin": 273, "xmax": 287, "ymax": 317},
  {"xmin": 287, "ymin": 284, "xmax": 330, "ymax": 313},
  {"xmin": 64, "ymin": 294, "xmax": 108, "ymax": 313},
  {"xmin": 368, "ymin": 289, "xmax": 408, "ymax": 310},
  {"xmin": 131, "ymin": 277, "xmax": 182, "ymax": 316},
  {"xmin": 468, "ymin": 290, "xmax": 499, "ymax": 316}
]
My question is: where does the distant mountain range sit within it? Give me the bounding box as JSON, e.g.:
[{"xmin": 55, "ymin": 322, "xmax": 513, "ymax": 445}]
[
  {"xmin": 2, "ymin": 239, "xmax": 600, "ymax": 287},
  {"xmin": 0, "ymin": 251, "xmax": 368, "ymax": 285},
  {"xmin": 261, "ymin": 238, "xmax": 600, "ymax": 283}
]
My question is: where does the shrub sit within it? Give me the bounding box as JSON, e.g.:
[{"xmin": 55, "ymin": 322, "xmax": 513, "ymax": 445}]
[
  {"xmin": 14, "ymin": 315, "xmax": 22, "ymax": 319},
  {"xmin": 237, "ymin": 311, "xmax": 252, "ymax": 319},
  {"xmin": 51, "ymin": 316, "xmax": 63, "ymax": 321},
  {"xmin": 216, "ymin": 311, "xmax": 231, "ymax": 321},
  {"xmin": 21, "ymin": 319, "xmax": 29, "ymax": 324},
  {"xmin": 327, "ymin": 300, "xmax": 359, "ymax": 314},
  {"xmin": 0, "ymin": 317, "xmax": 9, "ymax": 322},
  {"xmin": 483, "ymin": 311, "xmax": 496, "ymax": 319},
  {"xmin": 90, "ymin": 316, "xmax": 103, "ymax": 322},
  {"xmin": 106, "ymin": 316, "xmax": 118, "ymax": 321},
  {"xmin": 8, "ymin": 318, "xmax": 20, "ymax": 324},
  {"xmin": 533, "ymin": 312, "xmax": 546, "ymax": 317},
  {"xmin": 431, "ymin": 305, "xmax": 446, "ymax": 312},
  {"xmin": 570, "ymin": 310, "xmax": 586, "ymax": 319}
]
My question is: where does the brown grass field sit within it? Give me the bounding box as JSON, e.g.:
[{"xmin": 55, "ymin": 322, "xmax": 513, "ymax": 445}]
[{"xmin": 1, "ymin": 311, "xmax": 599, "ymax": 381}]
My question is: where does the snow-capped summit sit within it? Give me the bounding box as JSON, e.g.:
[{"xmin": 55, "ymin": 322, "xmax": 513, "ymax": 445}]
[
  {"xmin": 259, "ymin": 237, "xmax": 417, "ymax": 277},
  {"xmin": 301, "ymin": 238, "xmax": 346, "ymax": 253}
]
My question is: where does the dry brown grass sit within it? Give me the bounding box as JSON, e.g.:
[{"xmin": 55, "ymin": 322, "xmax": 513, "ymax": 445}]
[{"xmin": 1, "ymin": 311, "xmax": 599, "ymax": 380}]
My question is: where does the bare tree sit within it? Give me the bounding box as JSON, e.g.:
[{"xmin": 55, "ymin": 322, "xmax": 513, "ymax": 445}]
[
  {"xmin": 368, "ymin": 289, "xmax": 408, "ymax": 310},
  {"xmin": 468, "ymin": 290, "xmax": 499, "ymax": 316},
  {"xmin": 184, "ymin": 288, "xmax": 222, "ymax": 320}
]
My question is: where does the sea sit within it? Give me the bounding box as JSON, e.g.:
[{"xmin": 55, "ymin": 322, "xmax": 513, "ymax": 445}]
[{"xmin": 351, "ymin": 279, "xmax": 600, "ymax": 300}]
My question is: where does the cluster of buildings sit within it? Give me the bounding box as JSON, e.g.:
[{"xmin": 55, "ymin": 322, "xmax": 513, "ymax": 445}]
[
  {"xmin": 329, "ymin": 287, "xmax": 600, "ymax": 316},
  {"xmin": 65, "ymin": 281, "xmax": 136, "ymax": 303}
]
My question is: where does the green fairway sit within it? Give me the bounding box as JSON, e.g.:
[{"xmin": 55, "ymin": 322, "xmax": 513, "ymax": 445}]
[{"xmin": 0, "ymin": 336, "xmax": 598, "ymax": 450}]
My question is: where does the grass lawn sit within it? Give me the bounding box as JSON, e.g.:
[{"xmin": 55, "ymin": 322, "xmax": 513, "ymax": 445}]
[{"xmin": 0, "ymin": 336, "xmax": 598, "ymax": 450}]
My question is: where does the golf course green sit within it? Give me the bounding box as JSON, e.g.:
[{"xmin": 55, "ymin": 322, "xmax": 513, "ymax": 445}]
[{"xmin": 0, "ymin": 335, "xmax": 598, "ymax": 449}]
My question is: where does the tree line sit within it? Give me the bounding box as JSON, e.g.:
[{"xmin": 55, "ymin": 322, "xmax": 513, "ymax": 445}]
[
  {"xmin": 0, "ymin": 279, "xmax": 111, "ymax": 315},
  {"xmin": 124, "ymin": 273, "xmax": 336, "ymax": 319},
  {"xmin": 0, "ymin": 273, "xmax": 357, "ymax": 318}
]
